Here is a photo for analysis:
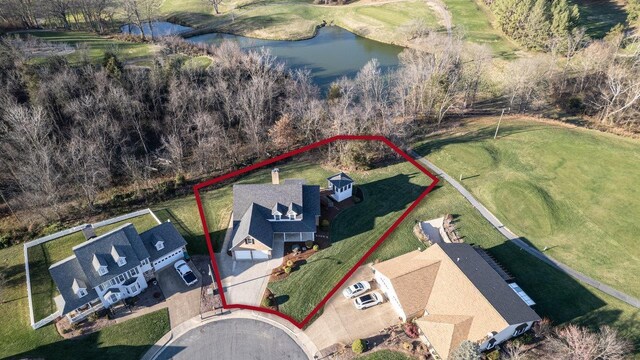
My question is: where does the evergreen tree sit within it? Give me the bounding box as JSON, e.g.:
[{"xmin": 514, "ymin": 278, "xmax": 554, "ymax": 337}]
[{"xmin": 550, "ymin": 0, "xmax": 580, "ymax": 37}]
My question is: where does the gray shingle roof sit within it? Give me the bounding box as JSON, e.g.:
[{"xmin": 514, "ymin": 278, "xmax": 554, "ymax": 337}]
[
  {"xmin": 72, "ymin": 224, "xmax": 150, "ymax": 287},
  {"xmin": 231, "ymin": 203, "xmax": 274, "ymax": 248},
  {"xmin": 139, "ymin": 222, "xmax": 187, "ymax": 262},
  {"xmin": 232, "ymin": 183, "xmax": 304, "ymax": 222},
  {"xmin": 327, "ymin": 172, "xmax": 354, "ymax": 188},
  {"xmin": 438, "ymin": 243, "xmax": 541, "ymax": 324},
  {"xmin": 231, "ymin": 182, "xmax": 320, "ymax": 249},
  {"xmin": 49, "ymin": 256, "xmax": 99, "ymax": 314}
]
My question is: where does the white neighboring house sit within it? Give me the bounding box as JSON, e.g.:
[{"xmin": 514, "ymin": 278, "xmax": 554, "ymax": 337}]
[
  {"xmin": 49, "ymin": 222, "xmax": 187, "ymax": 323},
  {"xmin": 372, "ymin": 243, "xmax": 540, "ymax": 359},
  {"xmin": 327, "ymin": 172, "xmax": 354, "ymax": 202}
]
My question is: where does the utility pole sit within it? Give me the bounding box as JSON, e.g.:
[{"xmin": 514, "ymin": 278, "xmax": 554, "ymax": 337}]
[{"xmin": 494, "ymin": 108, "xmax": 505, "ymax": 140}]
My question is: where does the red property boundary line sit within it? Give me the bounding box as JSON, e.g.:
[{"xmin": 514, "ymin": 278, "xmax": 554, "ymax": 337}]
[{"xmin": 193, "ymin": 135, "xmax": 439, "ymax": 329}]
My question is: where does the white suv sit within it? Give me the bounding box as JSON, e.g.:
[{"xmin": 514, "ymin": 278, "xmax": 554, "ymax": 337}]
[
  {"xmin": 174, "ymin": 260, "xmax": 198, "ymax": 286},
  {"xmin": 353, "ymin": 292, "xmax": 384, "ymax": 310}
]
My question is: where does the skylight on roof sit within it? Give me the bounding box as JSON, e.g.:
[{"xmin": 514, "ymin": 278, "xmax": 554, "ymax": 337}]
[{"xmin": 509, "ymin": 283, "xmax": 536, "ymax": 306}]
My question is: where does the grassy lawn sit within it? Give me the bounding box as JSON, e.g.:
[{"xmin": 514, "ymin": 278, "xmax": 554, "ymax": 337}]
[
  {"xmin": 0, "ymin": 238, "xmax": 169, "ymax": 359},
  {"xmin": 413, "ymin": 117, "xmax": 640, "ymax": 299},
  {"xmin": 440, "ymin": 0, "xmax": 518, "ymax": 57},
  {"xmin": 404, "ymin": 116, "xmax": 640, "ymax": 352},
  {"xmin": 267, "ymin": 159, "xmax": 433, "ymax": 322},
  {"xmin": 14, "ymin": 31, "xmax": 158, "ymax": 64},
  {"xmin": 28, "ymin": 214, "xmax": 159, "ymax": 322},
  {"xmin": 358, "ymin": 350, "xmax": 414, "ymax": 359},
  {"xmin": 19, "ymin": 309, "xmax": 169, "ymax": 360},
  {"xmin": 161, "ymin": 0, "xmax": 440, "ymax": 45}
]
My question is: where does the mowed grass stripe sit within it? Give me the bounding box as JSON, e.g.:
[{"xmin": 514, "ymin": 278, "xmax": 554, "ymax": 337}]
[{"xmin": 414, "ymin": 117, "xmax": 640, "ymax": 299}]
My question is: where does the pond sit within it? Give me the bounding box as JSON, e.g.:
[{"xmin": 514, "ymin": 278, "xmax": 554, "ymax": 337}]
[
  {"xmin": 187, "ymin": 26, "xmax": 403, "ymax": 88},
  {"xmin": 121, "ymin": 21, "xmax": 192, "ymax": 37}
]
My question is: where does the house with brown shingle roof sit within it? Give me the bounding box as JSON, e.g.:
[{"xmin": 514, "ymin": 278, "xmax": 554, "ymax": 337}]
[{"xmin": 372, "ymin": 243, "xmax": 540, "ymax": 359}]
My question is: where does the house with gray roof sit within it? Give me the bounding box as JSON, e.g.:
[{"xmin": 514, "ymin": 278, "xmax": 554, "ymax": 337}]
[
  {"xmin": 49, "ymin": 222, "xmax": 187, "ymax": 323},
  {"xmin": 230, "ymin": 168, "xmax": 321, "ymax": 260}
]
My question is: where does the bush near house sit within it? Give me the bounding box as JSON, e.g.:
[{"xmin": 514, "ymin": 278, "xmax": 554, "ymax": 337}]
[
  {"xmin": 403, "ymin": 322, "xmax": 420, "ymax": 339},
  {"xmin": 352, "ymin": 339, "xmax": 367, "ymax": 354}
]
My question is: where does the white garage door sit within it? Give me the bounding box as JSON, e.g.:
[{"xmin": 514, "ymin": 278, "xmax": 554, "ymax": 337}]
[
  {"xmin": 234, "ymin": 251, "xmax": 252, "ymax": 260},
  {"xmin": 153, "ymin": 249, "xmax": 184, "ymax": 271},
  {"xmin": 251, "ymin": 250, "xmax": 269, "ymax": 259}
]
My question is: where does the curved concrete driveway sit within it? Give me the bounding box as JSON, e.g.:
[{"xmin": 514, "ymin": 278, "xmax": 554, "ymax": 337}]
[{"xmin": 155, "ymin": 318, "xmax": 308, "ymax": 360}]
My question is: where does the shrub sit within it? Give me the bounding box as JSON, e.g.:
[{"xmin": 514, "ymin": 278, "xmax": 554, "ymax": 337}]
[
  {"xmin": 351, "ymin": 339, "xmax": 366, "ymax": 354},
  {"xmin": 486, "ymin": 350, "xmax": 500, "ymax": 360},
  {"xmin": 402, "ymin": 341, "xmax": 413, "ymax": 351},
  {"xmin": 313, "ymin": 244, "xmax": 319, "ymax": 251},
  {"xmin": 175, "ymin": 173, "xmax": 186, "ymax": 187},
  {"xmin": 305, "ymin": 240, "xmax": 314, "ymax": 248},
  {"xmin": 404, "ymin": 322, "xmax": 420, "ymax": 338},
  {"xmin": 262, "ymin": 296, "xmax": 274, "ymax": 307},
  {"xmin": 286, "ymin": 260, "xmax": 294, "ymax": 267},
  {"xmin": 321, "ymin": 219, "xmax": 330, "ymax": 228},
  {"xmin": 0, "ymin": 234, "xmax": 9, "ymax": 249},
  {"xmin": 284, "ymin": 266, "xmax": 292, "ymax": 274}
]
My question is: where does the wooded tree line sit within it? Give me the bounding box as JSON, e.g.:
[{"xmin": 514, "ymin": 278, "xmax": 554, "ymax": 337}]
[
  {"xmin": 0, "ymin": 32, "xmax": 487, "ymax": 222},
  {"xmin": 0, "ymin": 0, "xmax": 162, "ymax": 34},
  {"xmin": 1, "ymin": 27, "xmax": 640, "ymax": 225}
]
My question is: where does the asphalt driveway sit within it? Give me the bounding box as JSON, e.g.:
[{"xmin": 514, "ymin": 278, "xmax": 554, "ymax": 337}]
[
  {"xmin": 304, "ymin": 264, "xmax": 399, "ymax": 350},
  {"xmin": 155, "ymin": 318, "xmax": 307, "ymax": 360},
  {"xmin": 156, "ymin": 260, "xmax": 203, "ymax": 327}
]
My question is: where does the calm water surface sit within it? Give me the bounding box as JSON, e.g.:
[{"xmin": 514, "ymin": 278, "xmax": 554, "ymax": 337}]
[
  {"xmin": 187, "ymin": 26, "xmax": 403, "ymax": 87},
  {"xmin": 121, "ymin": 21, "xmax": 192, "ymax": 37}
]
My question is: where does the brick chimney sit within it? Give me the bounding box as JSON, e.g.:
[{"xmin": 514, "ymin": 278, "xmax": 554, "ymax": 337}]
[{"xmin": 271, "ymin": 168, "xmax": 280, "ymax": 185}]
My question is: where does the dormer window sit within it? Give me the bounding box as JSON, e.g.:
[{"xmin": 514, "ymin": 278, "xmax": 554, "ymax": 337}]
[
  {"xmin": 72, "ymin": 278, "xmax": 87, "ymax": 298},
  {"xmin": 155, "ymin": 241, "xmax": 165, "ymax": 251},
  {"xmin": 274, "ymin": 214, "xmax": 281, "ymax": 220},
  {"xmin": 111, "ymin": 245, "xmax": 126, "ymax": 267},
  {"xmin": 92, "ymin": 254, "xmax": 108, "ymax": 275},
  {"xmin": 289, "ymin": 214, "xmax": 295, "ymax": 220}
]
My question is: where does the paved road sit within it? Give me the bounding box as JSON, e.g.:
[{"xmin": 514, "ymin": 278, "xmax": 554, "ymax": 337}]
[
  {"xmin": 409, "ymin": 150, "xmax": 640, "ymax": 309},
  {"xmin": 155, "ymin": 318, "xmax": 308, "ymax": 360}
]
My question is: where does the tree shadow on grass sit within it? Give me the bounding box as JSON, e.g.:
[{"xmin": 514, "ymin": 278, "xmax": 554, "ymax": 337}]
[
  {"xmin": 11, "ymin": 337, "xmax": 182, "ymax": 360},
  {"xmin": 486, "ymin": 241, "xmax": 608, "ymax": 324},
  {"xmin": 275, "ymin": 294, "xmax": 290, "ymax": 306},
  {"xmin": 330, "ymin": 173, "xmax": 430, "ymax": 244}
]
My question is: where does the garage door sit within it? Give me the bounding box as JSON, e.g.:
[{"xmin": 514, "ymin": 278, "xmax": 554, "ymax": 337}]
[
  {"xmin": 234, "ymin": 251, "xmax": 252, "ymax": 260},
  {"xmin": 251, "ymin": 250, "xmax": 269, "ymax": 259},
  {"xmin": 153, "ymin": 249, "xmax": 184, "ymax": 271}
]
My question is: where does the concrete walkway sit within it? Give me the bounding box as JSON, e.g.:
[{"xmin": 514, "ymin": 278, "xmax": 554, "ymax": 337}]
[
  {"xmin": 409, "ymin": 150, "xmax": 640, "ymax": 309},
  {"xmin": 142, "ymin": 309, "xmax": 318, "ymax": 360}
]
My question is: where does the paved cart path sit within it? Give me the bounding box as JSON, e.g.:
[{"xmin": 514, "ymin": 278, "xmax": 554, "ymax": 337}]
[{"xmin": 409, "ymin": 150, "xmax": 640, "ymax": 309}]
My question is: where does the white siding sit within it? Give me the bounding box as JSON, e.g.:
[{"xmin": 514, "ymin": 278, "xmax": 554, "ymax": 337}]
[
  {"xmin": 479, "ymin": 321, "xmax": 536, "ymax": 351},
  {"xmin": 374, "ymin": 270, "xmax": 406, "ymax": 321}
]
